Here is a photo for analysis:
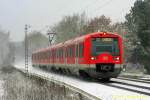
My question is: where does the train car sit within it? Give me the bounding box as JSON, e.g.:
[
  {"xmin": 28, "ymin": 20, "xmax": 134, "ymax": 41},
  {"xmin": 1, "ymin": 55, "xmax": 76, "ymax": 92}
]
[{"xmin": 32, "ymin": 32, "xmax": 123, "ymax": 80}]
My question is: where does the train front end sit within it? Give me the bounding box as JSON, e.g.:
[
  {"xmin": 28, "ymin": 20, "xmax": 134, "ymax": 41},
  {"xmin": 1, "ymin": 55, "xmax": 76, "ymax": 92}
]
[{"xmin": 86, "ymin": 32, "xmax": 123, "ymax": 79}]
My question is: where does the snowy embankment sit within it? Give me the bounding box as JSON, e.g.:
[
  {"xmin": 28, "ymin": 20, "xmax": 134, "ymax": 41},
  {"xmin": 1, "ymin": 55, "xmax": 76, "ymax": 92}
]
[{"xmin": 14, "ymin": 61, "xmax": 150, "ymax": 100}]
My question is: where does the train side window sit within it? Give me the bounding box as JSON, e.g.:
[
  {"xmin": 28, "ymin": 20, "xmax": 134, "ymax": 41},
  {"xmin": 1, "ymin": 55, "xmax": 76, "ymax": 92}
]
[
  {"xmin": 70, "ymin": 46, "xmax": 72, "ymax": 58},
  {"xmin": 39, "ymin": 53, "xmax": 40, "ymax": 60},
  {"xmin": 67, "ymin": 48, "xmax": 69, "ymax": 57},
  {"xmin": 44, "ymin": 52, "xmax": 45, "ymax": 59},
  {"xmin": 70, "ymin": 46, "xmax": 74, "ymax": 58},
  {"xmin": 71, "ymin": 46, "xmax": 73, "ymax": 57},
  {"xmin": 63, "ymin": 48, "xmax": 65, "ymax": 59},
  {"xmin": 41, "ymin": 53, "xmax": 42, "ymax": 59},
  {"xmin": 43, "ymin": 52, "xmax": 44, "ymax": 60},
  {"xmin": 34, "ymin": 54, "xmax": 35, "ymax": 60},
  {"xmin": 50, "ymin": 51, "xmax": 51, "ymax": 58},
  {"xmin": 76, "ymin": 44, "xmax": 78, "ymax": 57},
  {"xmin": 41, "ymin": 53, "xmax": 43, "ymax": 59},
  {"xmin": 72, "ymin": 45, "xmax": 75, "ymax": 57},
  {"xmin": 57, "ymin": 49, "xmax": 59, "ymax": 59},
  {"xmin": 59, "ymin": 49, "xmax": 60, "ymax": 58},
  {"xmin": 55, "ymin": 50, "xmax": 57, "ymax": 58},
  {"xmin": 49, "ymin": 51, "xmax": 50, "ymax": 58},
  {"xmin": 57, "ymin": 49, "xmax": 60, "ymax": 59},
  {"xmin": 79, "ymin": 43, "xmax": 84, "ymax": 58},
  {"xmin": 44, "ymin": 52, "xmax": 46, "ymax": 59},
  {"xmin": 42, "ymin": 53, "xmax": 43, "ymax": 60},
  {"xmin": 69, "ymin": 46, "xmax": 71, "ymax": 57},
  {"xmin": 61, "ymin": 49, "xmax": 63, "ymax": 59},
  {"xmin": 59, "ymin": 49, "xmax": 62, "ymax": 59},
  {"xmin": 53, "ymin": 50, "xmax": 56, "ymax": 59},
  {"xmin": 69, "ymin": 47, "xmax": 71, "ymax": 57},
  {"xmin": 59, "ymin": 49, "xmax": 61, "ymax": 58},
  {"xmin": 66, "ymin": 48, "xmax": 68, "ymax": 57},
  {"xmin": 58, "ymin": 49, "xmax": 59, "ymax": 58},
  {"xmin": 36, "ymin": 54, "xmax": 38, "ymax": 60},
  {"xmin": 65, "ymin": 48, "xmax": 67, "ymax": 57}
]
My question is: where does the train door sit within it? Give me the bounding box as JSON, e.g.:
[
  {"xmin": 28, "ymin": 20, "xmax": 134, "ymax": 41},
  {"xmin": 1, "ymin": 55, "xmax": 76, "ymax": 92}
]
[
  {"xmin": 78, "ymin": 42, "xmax": 84, "ymax": 64},
  {"xmin": 64, "ymin": 47, "xmax": 67, "ymax": 66},
  {"xmin": 75, "ymin": 44, "xmax": 79, "ymax": 65}
]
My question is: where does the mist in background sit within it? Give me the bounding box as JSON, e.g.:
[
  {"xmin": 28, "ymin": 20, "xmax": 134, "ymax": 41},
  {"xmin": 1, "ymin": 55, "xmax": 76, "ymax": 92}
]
[{"xmin": 0, "ymin": 0, "xmax": 136, "ymax": 42}]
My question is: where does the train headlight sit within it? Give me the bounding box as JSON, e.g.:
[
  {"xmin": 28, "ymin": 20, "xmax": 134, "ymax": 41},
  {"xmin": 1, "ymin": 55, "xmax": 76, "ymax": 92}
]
[
  {"xmin": 114, "ymin": 57, "xmax": 120, "ymax": 60},
  {"xmin": 91, "ymin": 57, "xmax": 96, "ymax": 60},
  {"xmin": 116, "ymin": 57, "xmax": 119, "ymax": 60}
]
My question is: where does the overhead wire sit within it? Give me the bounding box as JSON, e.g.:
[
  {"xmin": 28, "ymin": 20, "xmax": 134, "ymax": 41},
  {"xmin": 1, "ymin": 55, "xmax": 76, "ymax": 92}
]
[
  {"xmin": 89, "ymin": 0, "xmax": 113, "ymax": 15},
  {"xmin": 79, "ymin": 0, "xmax": 102, "ymax": 13},
  {"xmin": 108, "ymin": 1, "xmax": 135, "ymax": 23}
]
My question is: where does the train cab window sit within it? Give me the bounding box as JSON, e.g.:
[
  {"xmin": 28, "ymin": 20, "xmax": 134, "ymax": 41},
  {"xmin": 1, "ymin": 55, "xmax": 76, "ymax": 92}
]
[
  {"xmin": 79, "ymin": 43, "xmax": 84, "ymax": 58},
  {"xmin": 92, "ymin": 38, "xmax": 120, "ymax": 56}
]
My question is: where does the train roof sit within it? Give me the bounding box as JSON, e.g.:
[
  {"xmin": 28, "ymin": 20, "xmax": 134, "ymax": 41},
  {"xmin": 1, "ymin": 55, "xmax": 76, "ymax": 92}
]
[{"xmin": 33, "ymin": 32, "xmax": 121, "ymax": 54}]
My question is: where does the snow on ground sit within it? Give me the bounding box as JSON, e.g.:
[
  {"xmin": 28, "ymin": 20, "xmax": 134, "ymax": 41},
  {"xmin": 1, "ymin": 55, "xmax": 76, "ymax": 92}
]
[
  {"xmin": 14, "ymin": 61, "xmax": 150, "ymax": 100},
  {"xmin": 0, "ymin": 80, "xmax": 4, "ymax": 99}
]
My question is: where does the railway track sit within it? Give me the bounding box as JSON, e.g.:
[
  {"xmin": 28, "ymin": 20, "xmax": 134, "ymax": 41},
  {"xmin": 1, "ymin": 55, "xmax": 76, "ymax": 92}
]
[
  {"xmin": 14, "ymin": 63, "xmax": 150, "ymax": 100},
  {"xmin": 117, "ymin": 77, "xmax": 150, "ymax": 84},
  {"xmin": 102, "ymin": 78, "xmax": 150, "ymax": 96}
]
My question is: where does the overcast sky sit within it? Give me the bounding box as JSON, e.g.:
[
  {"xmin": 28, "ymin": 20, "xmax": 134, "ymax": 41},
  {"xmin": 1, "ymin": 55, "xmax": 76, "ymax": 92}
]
[{"xmin": 0, "ymin": 0, "xmax": 136, "ymax": 41}]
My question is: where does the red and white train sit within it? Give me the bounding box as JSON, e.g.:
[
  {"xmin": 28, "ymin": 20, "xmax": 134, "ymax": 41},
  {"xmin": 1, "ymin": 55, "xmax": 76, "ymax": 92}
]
[{"xmin": 32, "ymin": 32, "xmax": 123, "ymax": 80}]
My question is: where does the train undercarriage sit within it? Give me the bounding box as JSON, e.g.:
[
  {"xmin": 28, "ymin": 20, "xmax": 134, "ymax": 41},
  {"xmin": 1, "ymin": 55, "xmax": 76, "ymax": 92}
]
[{"xmin": 33, "ymin": 63, "xmax": 122, "ymax": 81}]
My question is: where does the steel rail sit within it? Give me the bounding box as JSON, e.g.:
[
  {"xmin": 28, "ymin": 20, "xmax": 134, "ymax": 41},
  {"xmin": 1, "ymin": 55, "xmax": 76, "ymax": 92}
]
[{"xmin": 117, "ymin": 77, "xmax": 150, "ymax": 84}]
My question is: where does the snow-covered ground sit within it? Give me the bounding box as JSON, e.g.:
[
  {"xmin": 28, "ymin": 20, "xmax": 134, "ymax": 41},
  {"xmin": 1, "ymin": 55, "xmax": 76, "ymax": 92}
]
[
  {"xmin": 14, "ymin": 61, "xmax": 150, "ymax": 100},
  {"xmin": 0, "ymin": 80, "xmax": 4, "ymax": 100}
]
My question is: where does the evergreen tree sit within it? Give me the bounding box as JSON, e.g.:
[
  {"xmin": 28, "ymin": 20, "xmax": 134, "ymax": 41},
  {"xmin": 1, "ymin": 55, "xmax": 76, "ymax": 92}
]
[{"xmin": 125, "ymin": 0, "xmax": 150, "ymax": 74}]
